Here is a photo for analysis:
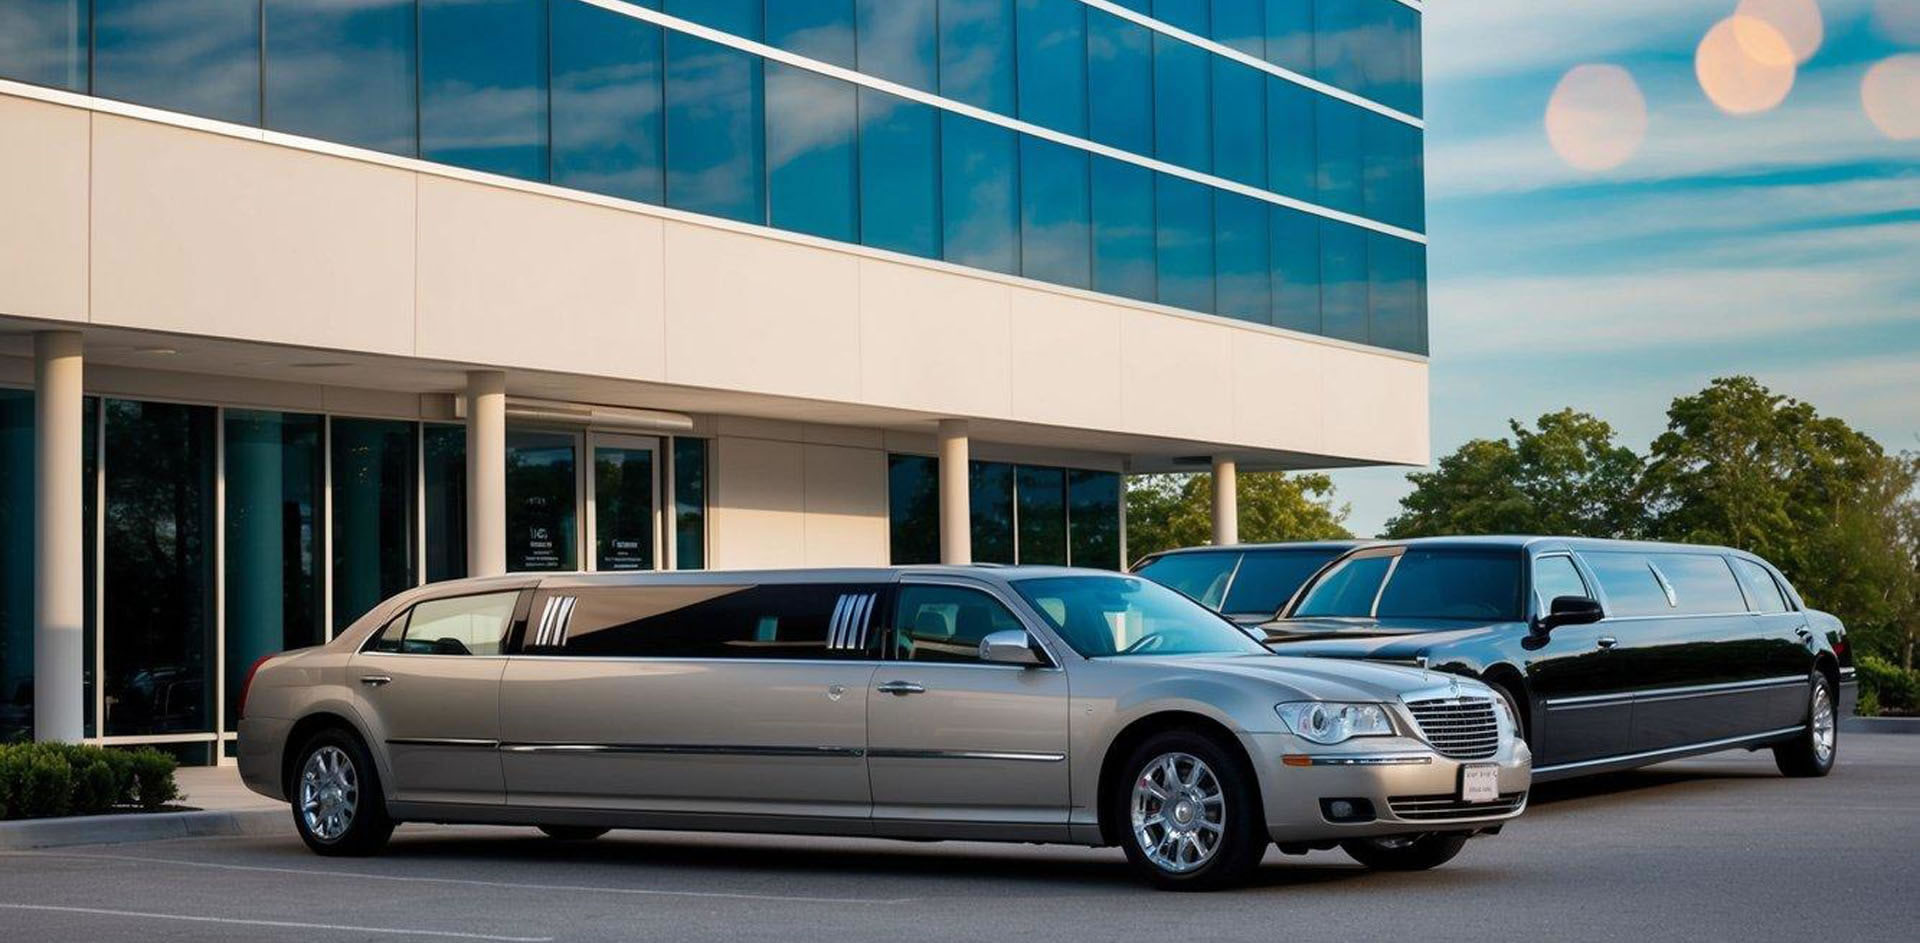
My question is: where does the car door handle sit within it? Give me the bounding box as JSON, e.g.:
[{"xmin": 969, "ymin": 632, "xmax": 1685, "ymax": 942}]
[
  {"xmin": 359, "ymin": 675, "xmax": 393, "ymax": 687},
  {"xmin": 1595, "ymin": 636, "xmax": 1618, "ymax": 650},
  {"xmin": 876, "ymin": 681, "xmax": 925, "ymax": 696},
  {"xmin": 1795, "ymin": 627, "xmax": 1813, "ymax": 640}
]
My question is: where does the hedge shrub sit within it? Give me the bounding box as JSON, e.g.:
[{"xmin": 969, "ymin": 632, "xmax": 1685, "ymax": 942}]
[
  {"xmin": 1856, "ymin": 655, "xmax": 1919, "ymax": 716},
  {"xmin": 0, "ymin": 742, "xmax": 180, "ymax": 820}
]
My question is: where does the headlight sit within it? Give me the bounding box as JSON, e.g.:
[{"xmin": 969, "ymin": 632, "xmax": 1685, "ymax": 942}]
[{"xmin": 1275, "ymin": 702, "xmax": 1396, "ymax": 745}]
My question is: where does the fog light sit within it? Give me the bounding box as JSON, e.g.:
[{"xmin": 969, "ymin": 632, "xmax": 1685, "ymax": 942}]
[
  {"xmin": 1329, "ymin": 800, "xmax": 1355, "ymax": 819},
  {"xmin": 1319, "ymin": 797, "xmax": 1376, "ymax": 823}
]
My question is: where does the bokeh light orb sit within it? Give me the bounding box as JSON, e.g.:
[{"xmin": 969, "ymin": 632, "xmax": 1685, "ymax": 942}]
[
  {"xmin": 1545, "ymin": 64, "xmax": 1649, "ymax": 172},
  {"xmin": 1862, "ymin": 54, "xmax": 1920, "ymax": 141},
  {"xmin": 1696, "ymin": 16, "xmax": 1796, "ymax": 115},
  {"xmin": 1735, "ymin": 0, "xmax": 1824, "ymax": 64}
]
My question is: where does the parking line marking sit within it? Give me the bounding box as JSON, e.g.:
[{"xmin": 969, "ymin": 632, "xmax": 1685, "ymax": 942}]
[
  {"xmin": 2, "ymin": 850, "xmax": 917, "ymax": 905},
  {"xmin": 0, "ymin": 903, "xmax": 554, "ymax": 941}
]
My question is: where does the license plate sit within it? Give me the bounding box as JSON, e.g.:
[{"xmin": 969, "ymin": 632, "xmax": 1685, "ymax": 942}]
[{"xmin": 1460, "ymin": 764, "xmax": 1500, "ymax": 803}]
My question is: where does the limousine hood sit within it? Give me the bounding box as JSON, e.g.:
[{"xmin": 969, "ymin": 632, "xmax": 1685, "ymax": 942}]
[
  {"xmin": 1126, "ymin": 653, "xmax": 1469, "ymax": 703},
  {"xmin": 1260, "ymin": 618, "xmax": 1517, "ymax": 660}
]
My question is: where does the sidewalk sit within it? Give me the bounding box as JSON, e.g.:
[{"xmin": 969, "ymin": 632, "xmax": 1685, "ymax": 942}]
[{"xmin": 0, "ymin": 766, "xmax": 287, "ymax": 851}]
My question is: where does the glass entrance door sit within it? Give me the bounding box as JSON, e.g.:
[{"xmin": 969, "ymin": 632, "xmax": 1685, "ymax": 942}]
[{"xmin": 588, "ymin": 435, "xmax": 659, "ymax": 572}]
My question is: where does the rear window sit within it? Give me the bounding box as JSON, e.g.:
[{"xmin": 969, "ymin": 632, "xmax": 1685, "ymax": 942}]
[
  {"xmin": 1581, "ymin": 551, "xmax": 1748, "ymax": 616},
  {"xmin": 1294, "ymin": 549, "xmax": 1523, "ymax": 622},
  {"xmin": 1732, "ymin": 558, "xmax": 1791, "ymax": 613},
  {"xmin": 1134, "ymin": 552, "xmax": 1239, "ymax": 609},
  {"xmin": 1581, "ymin": 552, "xmax": 1672, "ymax": 616},
  {"xmin": 1651, "ymin": 553, "xmax": 1747, "ymax": 615},
  {"xmin": 1220, "ymin": 549, "xmax": 1344, "ymax": 616}
]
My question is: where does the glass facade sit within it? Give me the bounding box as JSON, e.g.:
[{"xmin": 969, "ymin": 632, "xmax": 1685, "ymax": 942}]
[
  {"xmin": 422, "ymin": 423, "xmax": 468, "ymax": 584},
  {"xmin": 888, "ymin": 454, "xmax": 1123, "ymax": 568},
  {"xmin": 0, "ymin": 0, "xmax": 1426, "ymax": 354},
  {"xmin": 505, "ymin": 430, "xmax": 579, "ymax": 572},
  {"xmin": 0, "ymin": 390, "xmax": 33, "ymax": 741},
  {"xmin": 672, "ymin": 437, "xmax": 707, "ymax": 570},
  {"xmin": 330, "ymin": 418, "xmax": 417, "ymax": 631},
  {"xmin": 223, "ymin": 410, "xmax": 324, "ymax": 730}
]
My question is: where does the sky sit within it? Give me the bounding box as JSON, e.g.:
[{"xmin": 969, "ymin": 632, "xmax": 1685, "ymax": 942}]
[{"xmin": 1326, "ymin": 0, "xmax": 1920, "ymax": 537}]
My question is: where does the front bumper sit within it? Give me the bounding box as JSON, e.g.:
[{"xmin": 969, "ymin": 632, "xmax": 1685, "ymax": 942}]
[{"xmin": 1248, "ymin": 733, "xmax": 1533, "ymax": 842}]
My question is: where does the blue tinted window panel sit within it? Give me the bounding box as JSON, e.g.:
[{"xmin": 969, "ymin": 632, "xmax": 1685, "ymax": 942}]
[
  {"xmin": 1265, "ymin": 76, "xmax": 1316, "ymax": 202},
  {"xmin": 767, "ymin": 0, "xmax": 856, "ymax": 67},
  {"xmin": 767, "ymin": 64, "xmax": 859, "ymax": 242},
  {"xmin": 1211, "ymin": 0, "xmax": 1265, "ymax": 57},
  {"xmin": 0, "ymin": 0, "xmax": 88, "ymax": 90},
  {"xmin": 665, "ymin": 0, "xmax": 760, "ymax": 40},
  {"xmin": 551, "ymin": 2, "xmax": 665, "ymax": 204},
  {"xmin": 859, "ymin": 88, "xmax": 940, "ymax": 258},
  {"xmin": 1270, "ymin": 206, "xmax": 1320, "ymax": 334},
  {"xmin": 1319, "ymin": 219, "xmax": 1368, "ymax": 343},
  {"xmin": 888, "ymin": 454, "xmax": 940, "ymax": 565},
  {"xmin": 940, "ymin": 0, "xmax": 1015, "ymax": 114},
  {"xmin": 1373, "ymin": 0, "xmax": 1421, "ymax": 116},
  {"xmin": 1368, "ymin": 233, "xmax": 1425, "ymax": 353},
  {"xmin": 1087, "ymin": 10, "xmax": 1152, "ymax": 155},
  {"xmin": 1314, "ymin": 95, "xmax": 1364, "ymax": 216},
  {"xmin": 1152, "ymin": 0, "xmax": 1209, "ymax": 34},
  {"xmin": 1020, "ymin": 135, "xmax": 1092, "ymax": 289},
  {"xmin": 1214, "ymin": 191, "xmax": 1270, "ymax": 324},
  {"xmin": 1310, "ymin": 0, "xmax": 1365, "ymax": 96},
  {"xmin": 1362, "ymin": 111, "xmax": 1424, "ymax": 231},
  {"xmin": 266, "ymin": 0, "xmax": 417, "ymax": 157},
  {"xmin": 857, "ymin": 0, "xmax": 937, "ymax": 92},
  {"xmin": 1152, "ymin": 35, "xmax": 1210, "ymax": 172},
  {"xmin": 969, "ymin": 461, "xmax": 1016, "ymax": 565},
  {"xmin": 1263, "ymin": 0, "xmax": 1313, "ymax": 75},
  {"xmin": 1091, "ymin": 157, "xmax": 1156, "ymax": 302},
  {"xmin": 1211, "ymin": 58, "xmax": 1265, "ymax": 187},
  {"xmin": 665, "ymin": 33, "xmax": 766, "ymax": 224},
  {"xmin": 1155, "ymin": 174, "xmax": 1215, "ymax": 313},
  {"xmin": 1015, "ymin": 0, "xmax": 1087, "ymax": 137},
  {"xmin": 942, "ymin": 113, "xmax": 1019, "ymax": 275},
  {"xmin": 94, "ymin": 0, "xmax": 259, "ymax": 125},
  {"xmin": 421, "ymin": 0, "xmax": 548, "ymax": 181},
  {"xmin": 0, "ymin": 390, "xmax": 32, "ymax": 740}
]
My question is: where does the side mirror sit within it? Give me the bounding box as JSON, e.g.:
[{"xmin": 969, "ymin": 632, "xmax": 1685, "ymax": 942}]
[
  {"xmin": 1535, "ymin": 595, "xmax": 1604, "ymax": 636},
  {"xmin": 979, "ymin": 629, "xmax": 1045, "ymax": 666}
]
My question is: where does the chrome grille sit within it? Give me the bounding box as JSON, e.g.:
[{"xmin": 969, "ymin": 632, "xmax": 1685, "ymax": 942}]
[
  {"xmin": 1404, "ymin": 696, "xmax": 1500, "ymax": 759},
  {"xmin": 1387, "ymin": 792, "xmax": 1527, "ymax": 822}
]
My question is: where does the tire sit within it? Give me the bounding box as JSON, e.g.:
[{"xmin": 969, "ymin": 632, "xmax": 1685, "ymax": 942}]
[
  {"xmin": 291, "ymin": 727, "xmax": 394, "ymax": 857},
  {"xmin": 1340, "ymin": 832, "xmax": 1469, "ymax": 871},
  {"xmin": 537, "ymin": 825, "xmax": 610, "ymax": 841},
  {"xmin": 1773, "ymin": 672, "xmax": 1837, "ymax": 778},
  {"xmin": 1113, "ymin": 730, "xmax": 1268, "ymax": 891}
]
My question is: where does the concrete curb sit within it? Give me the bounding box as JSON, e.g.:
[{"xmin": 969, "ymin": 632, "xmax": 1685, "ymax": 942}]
[
  {"xmin": 1843, "ymin": 715, "xmax": 1920, "ymax": 736},
  {"xmin": 0, "ymin": 807, "xmax": 285, "ymax": 851}
]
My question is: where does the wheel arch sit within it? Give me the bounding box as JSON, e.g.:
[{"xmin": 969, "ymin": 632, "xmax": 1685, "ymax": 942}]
[
  {"xmin": 281, "ymin": 711, "xmax": 377, "ymax": 800},
  {"xmin": 1094, "ymin": 710, "xmax": 1262, "ymax": 847},
  {"xmin": 1478, "ymin": 663, "xmax": 1533, "ymax": 743}
]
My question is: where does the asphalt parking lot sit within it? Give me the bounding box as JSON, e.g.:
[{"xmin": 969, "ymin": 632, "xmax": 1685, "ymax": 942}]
[{"xmin": 3, "ymin": 733, "xmax": 1916, "ymax": 943}]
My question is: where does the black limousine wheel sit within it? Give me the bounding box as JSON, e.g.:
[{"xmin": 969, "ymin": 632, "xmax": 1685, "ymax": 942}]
[
  {"xmin": 293, "ymin": 727, "xmax": 394, "ymax": 856},
  {"xmin": 1774, "ymin": 672, "xmax": 1837, "ymax": 778},
  {"xmin": 538, "ymin": 826, "xmax": 611, "ymax": 841},
  {"xmin": 1116, "ymin": 730, "xmax": 1267, "ymax": 890},
  {"xmin": 1341, "ymin": 832, "xmax": 1469, "ymax": 871}
]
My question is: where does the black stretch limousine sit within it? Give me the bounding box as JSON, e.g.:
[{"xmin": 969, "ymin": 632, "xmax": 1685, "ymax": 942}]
[{"xmin": 1257, "ymin": 537, "xmax": 1855, "ymax": 781}]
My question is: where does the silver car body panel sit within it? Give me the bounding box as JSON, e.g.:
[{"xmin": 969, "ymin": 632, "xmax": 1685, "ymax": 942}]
[{"xmin": 239, "ymin": 568, "xmax": 1530, "ymax": 846}]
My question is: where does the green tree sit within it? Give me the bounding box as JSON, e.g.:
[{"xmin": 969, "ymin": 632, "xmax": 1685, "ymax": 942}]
[
  {"xmin": 1639, "ymin": 376, "xmax": 1919, "ymax": 666},
  {"xmin": 1384, "ymin": 409, "xmax": 1644, "ymax": 538},
  {"xmin": 1124, "ymin": 472, "xmax": 1351, "ymax": 563}
]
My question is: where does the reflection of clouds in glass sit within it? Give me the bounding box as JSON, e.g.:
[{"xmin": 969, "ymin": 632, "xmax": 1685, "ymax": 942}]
[
  {"xmin": 1696, "ymin": 16, "xmax": 1795, "ymax": 115},
  {"xmin": 1861, "ymin": 54, "xmax": 1920, "ymax": 141},
  {"xmin": 1545, "ymin": 64, "xmax": 1647, "ymax": 172},
  {"xmin": 1872, "ymin": 0, "xmax": 1920, "ymax": 45},
  {"xmin": 0, "ymin": 3, "xmax": 86, "ymax": 88},
  {"xmin": 422, "ymin": 82, "xmax": 546, "ymax": 151},
  {"xmin": 856, "ymin": 0, "xmax": 936, "ymax": 88},
  {"xmin": 95, "ymin": 0, "xmax": 260, "ymax": 122},
  {"xmin": 765, "ymin": 68, "xmax": 856, "ymax": 169},
  {"xmin": 1734, "ymin": 0, "xmax": 1822, "ymax": 64}
]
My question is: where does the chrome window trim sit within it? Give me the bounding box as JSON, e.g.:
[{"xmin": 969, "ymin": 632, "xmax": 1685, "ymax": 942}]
[
  {"xmin": 499, "ymin": 742, "xmax": 867, "ymax": 759},
  {"xmin": 1213, "ymin": 551, "xmax": 1248, "ymax": 612},
  {"xmin": 1529, "ymin": 551, "xmax": 1592, "ymax": 618},
  {"xmin": 1646, "ymin": 560, "xmax": 1679, "ymax": 609},
  {"xmin": 1366, "ymin": 553, "xmax": 1404, "ymax": 617},
  {"xmin": 1543, "ymin": 674, "xmax": 1807, "ymax": 710},
  {"xmin": 1533, "ymin": 725, "xmax": 1807, "ymax": 775},
  {"xmin": 866, "ymin": 749, "xmax": 1067, "ymax": 763}
]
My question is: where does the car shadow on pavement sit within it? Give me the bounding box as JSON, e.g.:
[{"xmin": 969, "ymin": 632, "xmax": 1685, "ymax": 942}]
[
  {"xmin": 374, "ymin": 830, "xmax": 1384, "ymax": 893},
  {"xmin": 1528, "ymin": 766, "xmax": 1777, "ymax": 807}
]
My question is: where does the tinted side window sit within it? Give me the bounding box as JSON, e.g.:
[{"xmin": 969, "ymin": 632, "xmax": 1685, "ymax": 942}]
[
  {"xmin": 367, "ymin": 591, "xmax": 519, "ymax": 656},
  {"xmin": 530, "ymin": 583, "xmax": 885, "ymax": 659},
  {"xmin": 1653, "ymin": 553, "xmax": 1748, "ymax": 615},
  {"xmin": 1375, "ymin": 550, "xmax": 1523, "ymax": 621},
  {"xmin": 893, "ymin": 584, "xmax": 1026, "ymax": 664},
  {"xmin": 1531, "ymin": 555, "xmax": 1590, "ymax": 613},
  {"xmin": 1220, "ymin": 550, "xmax": 1341, "ymax": 616},
  {"xmin": 1581, "ymin": 552, "xmax": 1671, "ymax": 617},
  {"xmin": 1134, "ymin": 552, "xmax": 1240, "ymax": 609},
  {"xmin": 1732, "ymin": 558, "xmax": 1791, "ymax": 613},
  {"xmin": 1294, "ymin": 554, "xmax": 1392, "ymax": 617}
]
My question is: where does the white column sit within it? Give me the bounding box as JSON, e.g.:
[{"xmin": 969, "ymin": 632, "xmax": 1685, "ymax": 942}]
[
  {"xmin": 465, "ymin": 371, "xmax": 507, "ymax": 578},
  {"xmin": 33, "ymin": 331, "xmax": 84, "ymax": 743},
  {"xmin": 937, "ymin": 419, "xmax": 971, "ymax": 565},
  {"xmin": 1211, "ymin": 455, "xmax": 1238, "ymax": 547}
]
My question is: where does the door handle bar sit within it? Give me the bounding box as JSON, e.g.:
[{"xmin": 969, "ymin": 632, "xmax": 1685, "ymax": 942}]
[
  {"xmin": 876, "ymin": 680, "xmax": 925, "ymax": 695},
  {"xmin": 1595, "ymin": 636, "xmax": 1618, "ymax": 650},
  {"xmin": 360, "ymin": 675, "xmax": 393, "ymax": 687}
]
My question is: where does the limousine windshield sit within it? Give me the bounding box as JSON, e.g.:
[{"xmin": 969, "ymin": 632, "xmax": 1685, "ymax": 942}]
[
  {"xmin": 1014, "ymin": 575, "xmax": 1269, "ymax": 657},
  {"xmin": 1293, "ymin": 549, "xmax": 1525, "ymax": 622}
]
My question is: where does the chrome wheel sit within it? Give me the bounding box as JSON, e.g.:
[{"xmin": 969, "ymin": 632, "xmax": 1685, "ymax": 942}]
[
  {"xmin": 300, "ymin": 745, "xmax": 359, "ymax": 843},
  {"xmin": 1811, "ymin": 681, "xmax": 1835, "ymax": 766},
  {"xmin": 1130, "ymin": 752, "xmax": 1226, "ymax": 874}
]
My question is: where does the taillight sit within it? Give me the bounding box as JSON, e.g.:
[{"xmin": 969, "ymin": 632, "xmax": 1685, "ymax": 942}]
[{"xmin": 237, "ymin": 655, "xmax": 275, "ymax": 720}]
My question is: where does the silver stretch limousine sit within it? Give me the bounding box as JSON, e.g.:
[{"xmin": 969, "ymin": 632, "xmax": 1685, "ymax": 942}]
[{"xmin": 236, "ymin": 567, "xmax": 1531, "ymax": 889}]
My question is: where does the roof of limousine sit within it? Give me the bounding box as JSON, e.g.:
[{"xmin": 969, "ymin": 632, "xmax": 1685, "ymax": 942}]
[
  {"xmin": 1338, "ymin": 535, "xmax": 1763, "ymax": 559},
  {"xmin": 518, "ymin": 564, "xmax": 1105, "ymax": 588},
  {"xmin": 1136, "ymin": 540, "xmax": 1367, "ymax": 559}
]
